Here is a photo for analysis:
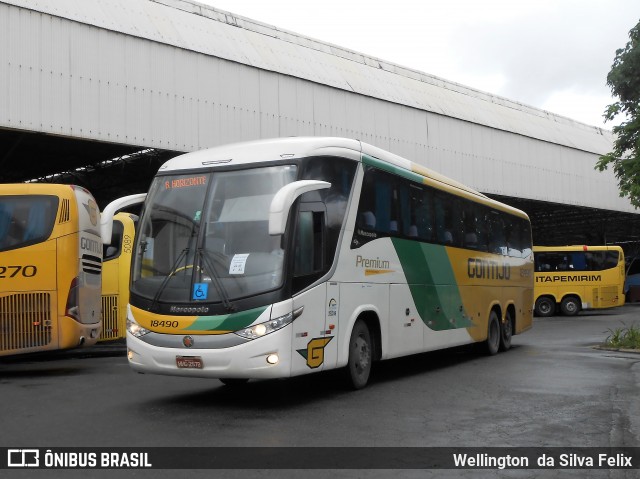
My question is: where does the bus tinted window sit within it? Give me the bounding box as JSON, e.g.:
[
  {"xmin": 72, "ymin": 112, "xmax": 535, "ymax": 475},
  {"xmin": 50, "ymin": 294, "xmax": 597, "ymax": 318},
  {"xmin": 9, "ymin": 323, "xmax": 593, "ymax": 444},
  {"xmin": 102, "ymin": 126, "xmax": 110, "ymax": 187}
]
[
  {"xmin": 535, "ymin": 250, "xmax": 620, "ymax": 272},
  {"xmin": 0, "ymin": 195, "xmax": 59, "ymax": 252},
  {"xmin": 300, "ymin": 157, "xmax": 356, "ymax": 269},
  {"xmin": 353, "ymin": 165, "xmax": 530, "ymax": 257}
]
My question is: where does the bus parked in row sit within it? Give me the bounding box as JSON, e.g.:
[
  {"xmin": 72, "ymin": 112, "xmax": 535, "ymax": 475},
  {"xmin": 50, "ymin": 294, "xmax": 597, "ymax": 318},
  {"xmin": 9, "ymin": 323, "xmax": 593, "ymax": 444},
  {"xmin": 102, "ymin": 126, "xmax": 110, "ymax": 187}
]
[
  {"xmin": 533, "ymin": 245, "xmax": 625, "ymax": 317},
  {"xmin": 102, "ymin": 137, "xmax": 534, "ymax": 389},
  {"xmin": 0, "ymin": 183, "xmax": 102, "ymax": 356},
  {"xmin": 100, "ymin": 212, "xmax": 137, "ymax": 342}
]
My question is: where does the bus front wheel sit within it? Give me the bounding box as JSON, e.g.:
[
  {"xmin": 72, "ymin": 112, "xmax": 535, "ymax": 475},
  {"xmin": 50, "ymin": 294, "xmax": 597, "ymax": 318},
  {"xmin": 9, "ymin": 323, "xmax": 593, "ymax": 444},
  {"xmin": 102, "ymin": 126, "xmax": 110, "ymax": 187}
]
[
  {"xmin": 560, "ymin": 296, "xmax": 580, "ymax": 316},
  {"xmin": 485, "ymin": 311, "xmax": 500, "ymax": 356},
  {"xmin": 534, "ymin": 297, "xmax": 555, "ymax": 317},
  {"xmin": 345, "ymin": 320, "xmax": 372, "ymax": 390}
]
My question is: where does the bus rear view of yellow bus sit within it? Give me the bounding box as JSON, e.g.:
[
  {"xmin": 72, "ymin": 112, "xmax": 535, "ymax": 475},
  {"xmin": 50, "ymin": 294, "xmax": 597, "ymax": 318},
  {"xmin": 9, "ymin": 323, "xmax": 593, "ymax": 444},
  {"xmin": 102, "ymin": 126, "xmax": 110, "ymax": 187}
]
[
  {"xmin": 100, "ymin": 212, "xmax": 137, "ymax": 342},
  {"xmin": 0, "ymin": 184, "xmax": 102, "ymax": 356},
  {"xmin": 533, "ymin": 245, "xmax": 625, "ymax": 317}
]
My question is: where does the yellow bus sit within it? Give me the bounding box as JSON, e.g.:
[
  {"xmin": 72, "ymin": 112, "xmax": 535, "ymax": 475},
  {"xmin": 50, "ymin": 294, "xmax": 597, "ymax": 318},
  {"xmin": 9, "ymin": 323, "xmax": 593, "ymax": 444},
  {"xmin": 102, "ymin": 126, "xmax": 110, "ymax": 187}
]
[
  {"xmin": 0, "ymin": 183, "xmax": 102, "ymax": 356},
  {"xmin": 102, "ymin": 137, "xmax": 534, "ymax": 389},
  {"xmin": 100, "ymin": 212, "xmax": 137, "ymax": 342},
  {"xmin": 533, "ymin": 245, "xmax": 625, "ymax": 317}
]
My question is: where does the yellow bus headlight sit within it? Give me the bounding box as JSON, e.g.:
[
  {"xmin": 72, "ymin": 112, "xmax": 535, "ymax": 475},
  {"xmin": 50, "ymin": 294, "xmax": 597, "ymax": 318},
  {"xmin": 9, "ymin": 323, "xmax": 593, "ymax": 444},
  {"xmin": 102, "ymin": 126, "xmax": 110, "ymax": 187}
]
[{"xmin": 127, "ymin": 318, "xmax": 151, "ymax": 338}]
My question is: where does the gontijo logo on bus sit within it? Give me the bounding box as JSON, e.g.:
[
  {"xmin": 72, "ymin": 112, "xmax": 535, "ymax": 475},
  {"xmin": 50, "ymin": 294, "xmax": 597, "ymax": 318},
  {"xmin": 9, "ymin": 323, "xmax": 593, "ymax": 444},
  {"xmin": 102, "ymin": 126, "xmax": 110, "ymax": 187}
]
[
  {"xmin": 355, "ymin": 255, "xmax": 394, "ymax": 276},
  {"xmin": 467, "ymin": 258, "xmax": 511, "ymax": 280},
  {"xmin": 297, "ymin": 337, "xmax": 333, "ymax": 368}
]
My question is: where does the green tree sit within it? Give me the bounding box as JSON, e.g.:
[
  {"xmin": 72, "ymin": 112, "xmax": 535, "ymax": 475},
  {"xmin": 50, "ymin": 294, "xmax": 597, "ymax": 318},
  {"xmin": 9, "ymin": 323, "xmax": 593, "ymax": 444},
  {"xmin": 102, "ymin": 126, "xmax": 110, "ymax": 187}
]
[{"xmin": 596, "ymin": 20, "xmax": 640, "ymax": 208}]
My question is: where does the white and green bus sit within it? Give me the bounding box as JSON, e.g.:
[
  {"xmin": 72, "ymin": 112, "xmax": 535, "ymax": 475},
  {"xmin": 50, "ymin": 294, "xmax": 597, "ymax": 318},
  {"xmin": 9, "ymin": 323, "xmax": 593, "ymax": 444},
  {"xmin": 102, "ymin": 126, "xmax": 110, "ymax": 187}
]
[{"xmin": 102, "ymin": 137, "xmax": 533, "ymax": 389}]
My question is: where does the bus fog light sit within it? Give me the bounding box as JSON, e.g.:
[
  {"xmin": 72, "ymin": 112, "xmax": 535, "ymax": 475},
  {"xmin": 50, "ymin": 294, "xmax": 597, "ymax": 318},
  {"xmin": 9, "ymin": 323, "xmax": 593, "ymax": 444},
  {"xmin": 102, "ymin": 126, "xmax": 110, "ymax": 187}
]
[
  {"xmin": 266, "ymin": 354, "xmax": 279, "ymax": 365},
  {"xmin": 127, "ymin": 349, "xmax": 134, "ymax": 360}
]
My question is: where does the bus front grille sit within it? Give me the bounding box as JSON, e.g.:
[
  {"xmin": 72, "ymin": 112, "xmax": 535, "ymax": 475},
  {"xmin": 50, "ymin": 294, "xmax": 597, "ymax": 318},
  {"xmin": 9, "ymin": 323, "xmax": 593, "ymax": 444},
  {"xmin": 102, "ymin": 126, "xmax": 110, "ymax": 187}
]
[
  {"xmin": 100, "ymin": 295, "xmax": 121, "ymax": 341},
  {"xmin": 0, "ymin": 293, "xmax": 52, "ymax": 352}
]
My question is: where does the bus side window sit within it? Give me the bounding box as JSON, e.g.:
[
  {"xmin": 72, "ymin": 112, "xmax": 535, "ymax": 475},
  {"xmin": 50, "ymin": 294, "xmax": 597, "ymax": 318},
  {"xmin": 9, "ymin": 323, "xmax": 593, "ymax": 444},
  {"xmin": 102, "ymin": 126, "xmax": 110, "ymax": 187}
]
[
  {"xmin": 293, "ymin": 209, "xmax": 326, "ymax": 293},
  {"xmin": 570, "ymin": 252, "xmax": 587, "ymax": 271},
  {"xmin": 462, "ymin": 203, "xmax": 480, "ymax": 250},
  {"xmin": 411, "ymin": 186, "xmax": 433, "ymax": 241},
  {"xmin": 487, "ymin": 211, "xmax": 506, "ymax": 255}
]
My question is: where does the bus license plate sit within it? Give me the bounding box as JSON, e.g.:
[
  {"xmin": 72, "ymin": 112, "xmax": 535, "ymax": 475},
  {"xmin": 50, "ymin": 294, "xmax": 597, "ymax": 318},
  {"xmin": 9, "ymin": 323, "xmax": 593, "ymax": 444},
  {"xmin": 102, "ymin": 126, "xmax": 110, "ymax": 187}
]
[{"xmin": 176, "ymin": 356, "xmax": 203, "ymax": 369}]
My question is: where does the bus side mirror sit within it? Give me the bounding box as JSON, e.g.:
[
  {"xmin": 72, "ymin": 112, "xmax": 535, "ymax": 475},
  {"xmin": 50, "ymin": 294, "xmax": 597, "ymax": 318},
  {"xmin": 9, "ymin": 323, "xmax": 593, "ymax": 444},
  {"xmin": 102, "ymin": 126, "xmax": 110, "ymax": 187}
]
[
  {"xmin": 269, "ymin": 180, "xmax": 330, "ymax": 235},
  {"xmin": 100, "ymin": 193, "xmax": 147, "ymax": 245}
]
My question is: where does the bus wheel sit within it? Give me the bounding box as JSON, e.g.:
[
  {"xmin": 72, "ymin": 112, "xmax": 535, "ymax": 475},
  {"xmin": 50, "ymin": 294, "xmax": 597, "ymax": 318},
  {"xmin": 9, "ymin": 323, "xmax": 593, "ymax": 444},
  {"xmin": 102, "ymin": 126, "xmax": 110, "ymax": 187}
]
[
  {"xmin": 560, "ymin": 296, "xmax": 580, "ymax": 316},
  {"xmin": 534, "ymin": 297, "xmax": 555, "ymax": 317},
  {"xmin": 219, "ymin": 378, "xmax": 249, "ymax": 387},
  {"xmin": 345, "ymin": 320, "xmax": 372, "ymax": 390},
  {"xmin": 485, "ymin": 311, "xmax": 500, "ymax": 356},
  {"xmin": 499, "ymin": 310, "xmax": 513, "ymax": 352}
]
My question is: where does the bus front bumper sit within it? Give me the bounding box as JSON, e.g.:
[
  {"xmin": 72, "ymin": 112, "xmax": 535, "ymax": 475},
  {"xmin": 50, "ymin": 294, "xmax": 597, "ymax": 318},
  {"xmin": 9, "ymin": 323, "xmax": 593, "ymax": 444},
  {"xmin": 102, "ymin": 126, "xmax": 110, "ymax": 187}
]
[{"xmin": 126, "ymin": 330, "xmax": 292, "ymax": 379}]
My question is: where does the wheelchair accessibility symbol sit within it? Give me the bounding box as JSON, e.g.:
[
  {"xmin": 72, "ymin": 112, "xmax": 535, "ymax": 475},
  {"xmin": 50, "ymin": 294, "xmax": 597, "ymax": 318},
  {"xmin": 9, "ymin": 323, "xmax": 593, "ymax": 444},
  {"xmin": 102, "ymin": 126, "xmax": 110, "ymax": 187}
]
[{"xmin": 193, "ymin": 283, "xmax": 208, "ymax": 301}]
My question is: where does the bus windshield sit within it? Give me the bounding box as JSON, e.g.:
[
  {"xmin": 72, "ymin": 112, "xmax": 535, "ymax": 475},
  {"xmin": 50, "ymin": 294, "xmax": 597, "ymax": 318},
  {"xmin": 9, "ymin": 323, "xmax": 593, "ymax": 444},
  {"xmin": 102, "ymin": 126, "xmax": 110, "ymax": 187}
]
[{"xmin": 131, "ymin": 165, "xmax": 298, "ymax": 305}]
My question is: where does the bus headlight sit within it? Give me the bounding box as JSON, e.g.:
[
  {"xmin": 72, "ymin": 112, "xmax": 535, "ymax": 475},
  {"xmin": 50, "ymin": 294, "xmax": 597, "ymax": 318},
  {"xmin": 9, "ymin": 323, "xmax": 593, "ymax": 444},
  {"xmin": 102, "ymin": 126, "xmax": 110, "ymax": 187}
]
[
  {"xmin": 234, "ymin": 311, "xmax": 294, "ymax": 340},
  {"xmin": 127, "ymin": 318, "xmax": 151, "ymax": 338}
]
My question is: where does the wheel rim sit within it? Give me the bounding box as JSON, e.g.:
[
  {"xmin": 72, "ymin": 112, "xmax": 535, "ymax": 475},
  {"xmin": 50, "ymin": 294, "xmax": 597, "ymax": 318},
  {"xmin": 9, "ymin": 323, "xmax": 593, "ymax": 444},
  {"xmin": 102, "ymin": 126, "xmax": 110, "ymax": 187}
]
[
  {"xmin": 353, "ymin": 335, "xmax": 371, "ymax": 377},
  {"xmin": 565, "ymin": 300, "xmax": 578, "ymax": 314},
  {"xmin": 539, "ymin": 301, "xmax": 551, "ymax": 314}
]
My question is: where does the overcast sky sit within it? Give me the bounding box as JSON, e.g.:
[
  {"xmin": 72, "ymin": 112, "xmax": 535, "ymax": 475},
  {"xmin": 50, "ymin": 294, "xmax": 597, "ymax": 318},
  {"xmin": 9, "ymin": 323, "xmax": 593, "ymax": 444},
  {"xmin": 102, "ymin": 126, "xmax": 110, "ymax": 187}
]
[{"xmin": 196, "ymin": 0, "xmax": 640, "ymax": 130}]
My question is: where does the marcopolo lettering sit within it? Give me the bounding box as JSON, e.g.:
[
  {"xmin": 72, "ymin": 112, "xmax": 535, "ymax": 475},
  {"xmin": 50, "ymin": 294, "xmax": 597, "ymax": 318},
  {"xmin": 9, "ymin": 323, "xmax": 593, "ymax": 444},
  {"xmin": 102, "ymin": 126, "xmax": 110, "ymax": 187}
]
[
  {"xmin": 535, "ymin": 274, "xmax": 602, "ymax": 283},
  {"xmin": 467, "ymin": 258, "xmax": 511, "ymax": 280}
]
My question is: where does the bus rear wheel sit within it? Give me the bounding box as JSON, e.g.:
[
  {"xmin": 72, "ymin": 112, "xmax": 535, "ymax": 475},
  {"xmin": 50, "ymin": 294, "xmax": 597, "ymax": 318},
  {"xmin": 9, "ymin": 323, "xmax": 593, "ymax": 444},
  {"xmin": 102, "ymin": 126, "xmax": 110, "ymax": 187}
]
[
  {"xmin": 560, "ymin": 296, "xmax": 580, "ymax": 316},
  {"xmin": 345, "ymin": 320, "xmax": 372, "ymax": 390},
  {"xmin": 499, "ymin": 310, "xmax": 513, "ymax": 352},
  {"xmin": 534, "ymin": 297, "xmax": 555, "ymax": 317},
  {"xmin": 485, "ymin": 311, "xmax": 500, "ymax": 356}
]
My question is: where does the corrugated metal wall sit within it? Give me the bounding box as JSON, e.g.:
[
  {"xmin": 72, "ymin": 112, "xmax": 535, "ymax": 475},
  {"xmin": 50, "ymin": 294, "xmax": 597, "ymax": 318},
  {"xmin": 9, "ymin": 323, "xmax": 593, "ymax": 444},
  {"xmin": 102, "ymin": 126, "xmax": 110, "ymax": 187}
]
[{"xmin": 0, "ymin": 0, "xmax": 631, "ymax": 213}]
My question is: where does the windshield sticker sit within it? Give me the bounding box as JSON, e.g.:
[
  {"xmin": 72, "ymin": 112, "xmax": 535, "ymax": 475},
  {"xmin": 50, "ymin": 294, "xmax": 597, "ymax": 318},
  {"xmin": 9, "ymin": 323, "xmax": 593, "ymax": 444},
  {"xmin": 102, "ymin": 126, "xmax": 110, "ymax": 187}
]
[
  {"xmin": 164, "ymin": 176, "xmax": 207, "ymax": 190},
  {"xmin": 193, "ymin": 210, "xmax": 201, "ymax": 222},
  {"xmin": 229, "ymin": 254, "xmax": 249, "ymax": 275},
  {"xmin": 192, "ymin": 283, "xmax": 209, "ymax": 301}
]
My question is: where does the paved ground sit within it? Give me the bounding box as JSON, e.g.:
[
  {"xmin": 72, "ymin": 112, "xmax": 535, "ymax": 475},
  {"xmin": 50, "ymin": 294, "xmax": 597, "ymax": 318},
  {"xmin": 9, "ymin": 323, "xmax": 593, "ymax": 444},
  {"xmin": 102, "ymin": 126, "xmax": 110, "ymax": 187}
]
[{"xmin": 2, "ymin": 304, "xmax": 639, "ymax": 478}]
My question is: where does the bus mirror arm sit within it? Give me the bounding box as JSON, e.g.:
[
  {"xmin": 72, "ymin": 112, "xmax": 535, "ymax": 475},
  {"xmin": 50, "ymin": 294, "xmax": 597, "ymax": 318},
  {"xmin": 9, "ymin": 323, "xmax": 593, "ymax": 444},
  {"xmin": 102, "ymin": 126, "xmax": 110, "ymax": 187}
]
[
  {"xmin": 100, "ymin": 193, "xmax": 147, "ymax": 244},
  {"xmin": 269, "ymin": 180, "xmax": 331, "ymax": 235}
]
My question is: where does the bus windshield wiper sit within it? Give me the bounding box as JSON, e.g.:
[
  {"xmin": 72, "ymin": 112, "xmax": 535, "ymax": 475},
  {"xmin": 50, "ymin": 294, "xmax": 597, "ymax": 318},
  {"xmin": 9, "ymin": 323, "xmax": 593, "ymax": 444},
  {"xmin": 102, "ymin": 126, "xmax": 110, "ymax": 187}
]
[
  {"xmin": 149, "ymin": 246, "xmax": 190, "ymax": 312},
  {"xmin": 148, "ymin": 220, "xmax": 200, "ymax": 312},
  {"xmin": 197, "ymin": 248, "xmax": 236, "ymax": 312}
]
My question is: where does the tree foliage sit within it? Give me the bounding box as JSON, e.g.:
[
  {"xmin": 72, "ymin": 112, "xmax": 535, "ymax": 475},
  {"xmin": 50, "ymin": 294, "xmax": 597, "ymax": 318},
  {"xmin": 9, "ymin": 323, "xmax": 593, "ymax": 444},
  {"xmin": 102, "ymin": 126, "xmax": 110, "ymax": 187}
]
[{"xmin": 596, "ymin": 20, "xmax": 640, "ymax": 208}]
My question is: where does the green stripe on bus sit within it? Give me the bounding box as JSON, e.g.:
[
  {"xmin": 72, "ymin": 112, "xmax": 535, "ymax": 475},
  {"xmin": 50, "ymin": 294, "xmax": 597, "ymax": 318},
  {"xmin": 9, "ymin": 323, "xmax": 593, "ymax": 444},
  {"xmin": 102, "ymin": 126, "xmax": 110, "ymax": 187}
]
[
  {"xmin": 391, "ymin": 238, "xmax": 474, "ymax": 330},
  {"xmin": 185, "ymin": 306, "xmax": 268, "ymax": 332}
]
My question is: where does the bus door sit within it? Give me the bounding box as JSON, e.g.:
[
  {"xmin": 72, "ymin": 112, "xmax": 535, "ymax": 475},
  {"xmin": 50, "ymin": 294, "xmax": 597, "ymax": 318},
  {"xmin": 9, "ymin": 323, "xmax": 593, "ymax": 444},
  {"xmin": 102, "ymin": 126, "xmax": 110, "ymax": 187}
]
[{"xmin": 290, "ymin": 203, "xmax": 337, "ymax": 375}]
